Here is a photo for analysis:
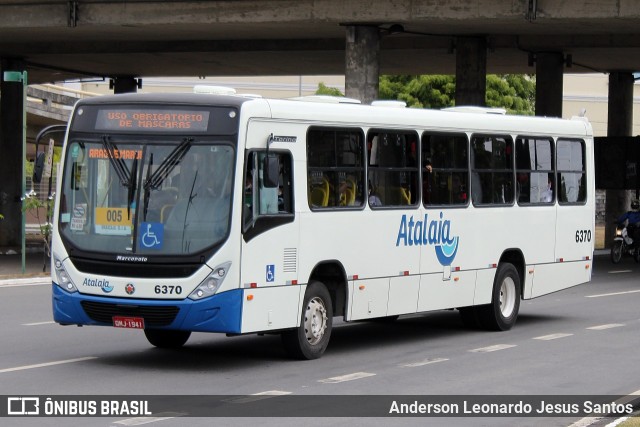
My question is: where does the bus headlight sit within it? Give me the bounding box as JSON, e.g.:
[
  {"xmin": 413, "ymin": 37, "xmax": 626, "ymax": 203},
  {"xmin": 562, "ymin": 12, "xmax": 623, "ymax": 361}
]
[
  {"xmin": 188, "ymin": 262, "xmax": 231, "ymax": 300},
  {"xmin": 54, "ymin": 256, "xmax": 77, "ymax": 293}
]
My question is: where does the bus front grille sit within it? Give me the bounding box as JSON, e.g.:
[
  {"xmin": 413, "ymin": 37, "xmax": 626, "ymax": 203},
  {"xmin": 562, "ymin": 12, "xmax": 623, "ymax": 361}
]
[{"xmin": 80, "ymin": 301, "xmax": 180, "ymax": 327}]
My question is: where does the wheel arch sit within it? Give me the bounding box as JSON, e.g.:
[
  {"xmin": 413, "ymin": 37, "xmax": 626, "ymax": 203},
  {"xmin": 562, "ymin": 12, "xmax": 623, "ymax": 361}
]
[
  {"xmin": 308, "ymin": 260, "xmax": 348, "ymax": 319},
  {"xmin": 499, "ymin": 248, "xmax": 525, "ymax": 298}
]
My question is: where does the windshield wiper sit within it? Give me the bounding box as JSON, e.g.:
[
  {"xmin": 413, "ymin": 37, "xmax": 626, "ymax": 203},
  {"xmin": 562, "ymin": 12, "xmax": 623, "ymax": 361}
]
[
  {"xmin": 144, "ymin": 137, "xmax": 192, "ymax": 191},
  {"xmin": 142, "ymin": 153, "xmax": 153, "ymax": 221},
  {"xmin": 101, "ymin": 135, "xmax": 138, "ymax": 220},
  {"xmin": 180, "ymin": 171, "xmax": 198, "ymax": 253},
  {"xmin": 101, "ymin": 135, "xmax": 131, "ymax": 187},
  {"xmin": 128, "ymin": 156, "xmax": 139, "ymax": 221}
]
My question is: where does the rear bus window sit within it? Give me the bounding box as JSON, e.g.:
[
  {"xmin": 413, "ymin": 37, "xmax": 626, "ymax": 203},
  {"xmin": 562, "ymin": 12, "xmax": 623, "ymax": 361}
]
[
  {"xmin": 515, "ymin": 137, "xmax": 555, "ymax": 205},
  {"xmin": 557, "ymin": 139, "xmax": 587, "ymax": 204}
]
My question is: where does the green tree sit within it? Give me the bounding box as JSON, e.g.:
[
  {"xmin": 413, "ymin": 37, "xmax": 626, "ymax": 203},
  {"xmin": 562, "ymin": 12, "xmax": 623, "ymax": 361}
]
[
  {"xmin": 315, "ymin": 82, "xmax": 344, "ymax": 97},
  {"xmin": 380, "ymin": 75, "xmax": 456, "ymax": 109},
  {"xmin": 486, "ymin": 74, "xmax": 535, "ymax": 115},
  {"xmin": 379, "ymin": 74, "xmax": 535, "ymax": 115}
]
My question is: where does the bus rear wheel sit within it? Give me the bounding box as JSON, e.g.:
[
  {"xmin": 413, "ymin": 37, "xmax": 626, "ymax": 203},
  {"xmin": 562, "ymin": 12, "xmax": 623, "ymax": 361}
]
[
  {"xmin": 144, "ymin": 329, "xmax": 191, "ymax": 348},
  {"xmin": 281, "ymin": 281, "xmax": 333, "ymax": 360},
  {"xmin": 478, "ymin": 262, "xmax": 520, "ymax": 331}
]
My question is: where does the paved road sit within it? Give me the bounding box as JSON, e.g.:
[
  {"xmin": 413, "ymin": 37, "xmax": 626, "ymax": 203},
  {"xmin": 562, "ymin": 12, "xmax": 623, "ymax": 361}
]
[{"xmin": 0, "ymin": 254, "xmax": 639, "ymax": 426}]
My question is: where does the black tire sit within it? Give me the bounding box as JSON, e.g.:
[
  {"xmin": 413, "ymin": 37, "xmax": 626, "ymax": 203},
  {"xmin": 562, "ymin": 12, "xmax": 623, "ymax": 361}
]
[
  {"xmin": 477, "ymin": 263, "xmax": 521, "ymax": 331},
  {"xmin": 281, "ymin": 281, "xmax": 333, "ymax": 360},
  {"xmin": 144, "ymin": 329, "xmax": 191, "ymax": 348},
  {"xmin": 634, "ymin": 247, "xmax": 640, "ymax": 264},
  {"xmin": 610, "ymin": 241, "xmax": 623, "ymax": 264}
]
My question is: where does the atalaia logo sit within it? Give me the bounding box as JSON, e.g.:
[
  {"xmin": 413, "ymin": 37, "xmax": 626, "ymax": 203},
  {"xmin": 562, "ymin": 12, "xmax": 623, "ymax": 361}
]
[{"xmin": 395, "ymin": 212, "xmax": 460, "ymax": 266}]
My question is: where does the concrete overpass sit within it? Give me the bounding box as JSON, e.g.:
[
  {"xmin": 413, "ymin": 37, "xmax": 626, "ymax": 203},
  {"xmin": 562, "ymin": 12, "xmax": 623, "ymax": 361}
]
[
  {"xmin": 1, "ymin": 0, "xmax": 640, "ymax": 82},
  {"xmin": 1, "ymin": 0, "xmax": 639, "ymax": 248}
]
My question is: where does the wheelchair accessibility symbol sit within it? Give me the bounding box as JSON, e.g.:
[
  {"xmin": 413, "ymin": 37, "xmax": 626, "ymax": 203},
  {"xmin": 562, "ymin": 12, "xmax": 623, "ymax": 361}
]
[
  {"xmin": 266, "ymin": 264, "xmax": 275, "ymax": 282},
  {"xmin": 140, "ymin": 222, "xmax": 164, "ymax": 249}
]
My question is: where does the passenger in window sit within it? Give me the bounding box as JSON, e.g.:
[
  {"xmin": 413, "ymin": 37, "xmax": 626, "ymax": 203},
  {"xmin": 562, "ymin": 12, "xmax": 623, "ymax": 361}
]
[{"xmin": 368, "ymin": 182, "xmax": 382, "ymax": 207}]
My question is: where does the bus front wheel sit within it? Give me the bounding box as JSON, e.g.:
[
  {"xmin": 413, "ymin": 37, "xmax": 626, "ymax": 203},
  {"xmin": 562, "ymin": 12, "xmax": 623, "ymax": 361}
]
[
  {"xmin": 144, "ymin": 329, "xmax": 191, "ymax": 348},
  {"xmin": 281, "ymin": 281, "xmax": 333, "ymax": 360},
  {"xmin": 478, "ymin": 263, "xmax": 520, "ymax": 331}
]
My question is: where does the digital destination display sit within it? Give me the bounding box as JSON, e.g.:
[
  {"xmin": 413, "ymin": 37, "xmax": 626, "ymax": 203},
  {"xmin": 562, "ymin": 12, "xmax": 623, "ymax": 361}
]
[{"xmin": 95, "ymin": 109, "xmax": 210, "ymax": 132}]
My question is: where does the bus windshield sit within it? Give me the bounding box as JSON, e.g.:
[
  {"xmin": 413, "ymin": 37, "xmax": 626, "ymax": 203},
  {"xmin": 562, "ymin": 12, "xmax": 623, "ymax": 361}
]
[{"xmin": 58, "ymin": 136, "xmax": 234, "ymax": 256}]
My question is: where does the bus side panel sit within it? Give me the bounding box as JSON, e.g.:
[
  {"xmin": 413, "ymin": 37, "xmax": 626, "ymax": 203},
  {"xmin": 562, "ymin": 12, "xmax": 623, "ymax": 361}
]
[
  {"xmin": 473, "ymin": 269, "xmax": 496, "ymax": 306},
  {"xmin": 240, "ymin": 286, "xmax": 303, "ymax": 333},
  {"xmin": 530, "ymin": 260, "xmax": 591, "ymax": 298},
  {"xmin": 522, "ymin": 264, "xmax": 535, "ymax": 299},
  {"xmin": 554, "ymin": 205, "xmax": 594, "ymax": 264},
  {"xmin": 387, "ymin": 275, "xmax": 420, "ymax": 316},
  {"xmin": 349, "ymin": 278, "xmax": 389, "ymax": 320},
  {"xmin": 417, "ymin": 270, "xmax": 476, "ymax": 312}
]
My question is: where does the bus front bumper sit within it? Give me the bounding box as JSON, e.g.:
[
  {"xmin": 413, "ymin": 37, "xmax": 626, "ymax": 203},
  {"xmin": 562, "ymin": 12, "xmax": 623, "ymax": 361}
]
[{"xmin": 52, "ymin": 283, "xmax": 243, "ymax": 334}]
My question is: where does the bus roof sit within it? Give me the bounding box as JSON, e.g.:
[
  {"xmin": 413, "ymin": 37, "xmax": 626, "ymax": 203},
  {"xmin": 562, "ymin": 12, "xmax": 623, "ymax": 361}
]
[
  {"xmin": 76, "ymin": 92, "xmax": 592, "ymax": 138},
  {"xmin": 260, "ymin": 97, "xmax": 593, "ymax": 137}
]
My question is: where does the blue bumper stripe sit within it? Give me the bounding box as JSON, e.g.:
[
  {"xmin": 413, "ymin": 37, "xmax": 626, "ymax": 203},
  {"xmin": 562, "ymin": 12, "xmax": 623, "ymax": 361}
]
[{"xmin": 52, "ymin": 284, "xmax": 243, "ymax": 334}]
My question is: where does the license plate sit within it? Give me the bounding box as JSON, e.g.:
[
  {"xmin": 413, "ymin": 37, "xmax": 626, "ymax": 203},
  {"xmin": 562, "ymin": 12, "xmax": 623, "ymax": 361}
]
[{"xmin": 113, "ymin": 316, "xmax": 145, "ymax": 329}]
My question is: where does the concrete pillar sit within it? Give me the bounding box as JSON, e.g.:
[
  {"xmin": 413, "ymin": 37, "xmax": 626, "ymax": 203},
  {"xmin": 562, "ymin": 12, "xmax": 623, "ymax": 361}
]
[
  {"xmin": 535, "ymin": 52, "xmax": 564, "ymax": 117},
  {"xmin": 0, "ymin": 58, "xmax": 25, "ymax": 249},
  {"xmin": 455, "ymin": 37, "xmax": 487, "ymax": 106},
  {"xmin": 604, "ymin": 71, "xmax": 635, "ymax": 248},
  {"xmin": 345, "ymin": 25, "xmax": 380, "ymax": 104},
  {"xmin": 111, "ymin": 76, "xmax": 140, "ymax": 94}
]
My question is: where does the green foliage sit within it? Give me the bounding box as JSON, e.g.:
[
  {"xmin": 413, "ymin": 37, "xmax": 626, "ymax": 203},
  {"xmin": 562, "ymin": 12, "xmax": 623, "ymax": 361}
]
[
  {"xmin": 379, "ymin": 74, "xmax": 536, "ymax": 114},
  {"xmin": 315, "ymin": 82, "xmax": 344, "ymax": 97},
  {"xmin": 486, "ymin": 74, "xmax": 536, "ymax": 115},
  {"xmin": 380, "ymin": 75, "xmax": 456, "ymax": 109}
]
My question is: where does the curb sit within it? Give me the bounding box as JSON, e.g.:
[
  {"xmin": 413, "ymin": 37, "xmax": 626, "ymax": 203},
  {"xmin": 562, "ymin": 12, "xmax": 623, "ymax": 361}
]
[{"xmin": 0, "ymin": 276, "xmax": 51, "ymax": 287}]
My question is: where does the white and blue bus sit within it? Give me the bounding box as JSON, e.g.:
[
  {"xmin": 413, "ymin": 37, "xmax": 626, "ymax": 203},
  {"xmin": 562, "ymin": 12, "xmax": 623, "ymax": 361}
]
[{"xmin": 51, "ymin": 92, "xmax": 594, "ymax": 359}]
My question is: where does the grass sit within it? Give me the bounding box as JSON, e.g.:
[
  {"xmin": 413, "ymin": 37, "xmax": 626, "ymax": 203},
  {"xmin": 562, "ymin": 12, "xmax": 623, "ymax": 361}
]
[{"xmin": 619, "ymin": 415, "xmax": 640, "ymax": 427}]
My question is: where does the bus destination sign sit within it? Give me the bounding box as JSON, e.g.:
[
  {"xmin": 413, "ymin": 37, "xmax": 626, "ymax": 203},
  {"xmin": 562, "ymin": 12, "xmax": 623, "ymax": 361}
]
[{"xmin": 95, "ymin": 109, "xmax": 210, "ymax": 132}]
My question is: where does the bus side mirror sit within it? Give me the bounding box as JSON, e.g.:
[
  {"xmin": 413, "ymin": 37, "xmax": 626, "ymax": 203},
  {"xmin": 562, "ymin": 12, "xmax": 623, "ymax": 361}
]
[
  {"xmin": 33, "ymin": 152, "xmax": 46, "ymax": 184},
  {"xmin": 263, "ymin": 155, "xmax": 279, "ymax": 188}
]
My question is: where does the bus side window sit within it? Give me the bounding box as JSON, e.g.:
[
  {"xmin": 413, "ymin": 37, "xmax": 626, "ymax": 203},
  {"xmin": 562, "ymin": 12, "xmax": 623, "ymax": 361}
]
[
  {"xmin": 471, "ymin": 135, "xmax": 514, "ymax": 206},
  {"xmin": 367, "ymin": 130, "xmax": 419, "ymax": 208},
  {"xmin": 422, "ymin": 132, "xmax": 469, "ymax": 206},
  {"xmin": 307, "ymin": 127, "xmax": 365, "ymax": 209}
]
